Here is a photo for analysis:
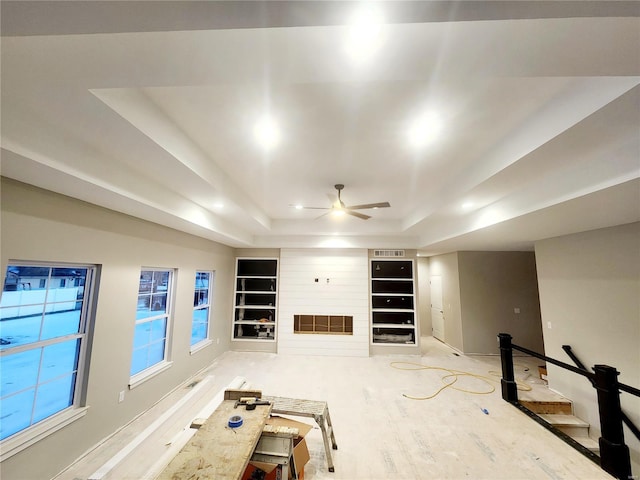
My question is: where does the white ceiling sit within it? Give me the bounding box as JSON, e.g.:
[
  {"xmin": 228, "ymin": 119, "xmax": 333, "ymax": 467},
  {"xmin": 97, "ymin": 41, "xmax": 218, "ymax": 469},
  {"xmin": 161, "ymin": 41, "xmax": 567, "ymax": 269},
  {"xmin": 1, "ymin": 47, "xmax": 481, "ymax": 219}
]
[{"xmin": 2, "ymin": 1, "xmax": 639, "ymax": 254}]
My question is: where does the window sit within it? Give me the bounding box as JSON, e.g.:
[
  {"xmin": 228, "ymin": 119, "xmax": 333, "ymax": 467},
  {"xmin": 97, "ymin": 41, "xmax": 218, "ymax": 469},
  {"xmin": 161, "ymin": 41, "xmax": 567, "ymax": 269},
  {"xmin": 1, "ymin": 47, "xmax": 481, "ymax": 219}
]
[
  {"xmin": 131, "ymin": 269, "xmax": 173, "ymax": 378},
  {"xmin": 191, "ymin": 271, "xmax": 213, "ymax": 348},
  {"xmin": 0, "ymin": 264, "xmax": 95, "ymax": 445}
]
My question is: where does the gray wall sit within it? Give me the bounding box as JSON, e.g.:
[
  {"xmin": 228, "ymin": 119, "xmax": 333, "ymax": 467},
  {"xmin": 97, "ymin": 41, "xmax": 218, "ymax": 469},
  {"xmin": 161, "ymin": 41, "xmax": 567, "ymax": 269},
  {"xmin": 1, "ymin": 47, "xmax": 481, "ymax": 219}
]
[
  {"xmin": 458, "ymin": 251, "xmax": 543, "ymax": 354},
  {"xmin": 535, "ymin": 222, "xmax": 640, "ymax": 473},
  {"xmin": 1, "ymin": 178, "xmax": 236, "ymax": 480},
  {"xmin": 428, "ymin": 251, "xmax": 543, "ymax": 355}
]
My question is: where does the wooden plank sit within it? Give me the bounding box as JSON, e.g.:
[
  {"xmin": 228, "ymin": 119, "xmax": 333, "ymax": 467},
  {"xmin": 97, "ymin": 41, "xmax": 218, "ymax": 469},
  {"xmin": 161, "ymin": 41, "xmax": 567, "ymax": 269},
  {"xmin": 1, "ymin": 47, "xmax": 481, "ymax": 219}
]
[
  {"xmin": 224, "ymin": 389, "xmax": 262, "ymax": 401},
  {"xmin": 156, "ymin": 400, "xmax": 272, "ymax": 480}
]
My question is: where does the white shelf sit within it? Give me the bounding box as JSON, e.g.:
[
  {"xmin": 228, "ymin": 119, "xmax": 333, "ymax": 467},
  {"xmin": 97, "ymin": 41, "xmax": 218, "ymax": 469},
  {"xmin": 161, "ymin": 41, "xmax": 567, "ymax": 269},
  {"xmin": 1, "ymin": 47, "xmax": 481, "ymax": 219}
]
[
  {"xmin": 236, "ymin": 290, "xmax": 276, "ymax": 294},
  {"xmin": 370, "ymin": 259, "xmax": 416, "ymax": 346},
  {"xmin": 233, "ymin": 258, "xmax": 278, "ymax": 342},
  {"xmin": 372, "ymin": 277, "xmax": 413, "ymax": 281},
  {"xmin": 372, "ymin": 308, "xmax": 412, "ymax": 313},
  {"xmin": 235, "ymin": 320, "xmax": 276, "ymax": 326},
  {"xmin": 372, "ymin": 323, "xmax": 415, "ymax": 329}
]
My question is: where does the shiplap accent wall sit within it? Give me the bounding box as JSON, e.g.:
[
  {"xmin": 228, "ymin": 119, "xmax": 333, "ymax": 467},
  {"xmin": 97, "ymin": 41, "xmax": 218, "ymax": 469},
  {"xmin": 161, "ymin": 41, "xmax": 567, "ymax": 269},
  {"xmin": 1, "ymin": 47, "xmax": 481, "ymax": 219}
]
[{"xmin": 277, "ymin": 248, "xmax": 369, "ymax": 356}]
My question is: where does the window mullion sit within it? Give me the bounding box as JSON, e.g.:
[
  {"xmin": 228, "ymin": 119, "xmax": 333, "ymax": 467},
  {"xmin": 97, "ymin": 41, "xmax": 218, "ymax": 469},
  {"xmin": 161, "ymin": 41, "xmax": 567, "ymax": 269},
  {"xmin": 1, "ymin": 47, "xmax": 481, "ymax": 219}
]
[{"xmin": 29, "ymin": 345, "xmax": 46, "ymax": 428}]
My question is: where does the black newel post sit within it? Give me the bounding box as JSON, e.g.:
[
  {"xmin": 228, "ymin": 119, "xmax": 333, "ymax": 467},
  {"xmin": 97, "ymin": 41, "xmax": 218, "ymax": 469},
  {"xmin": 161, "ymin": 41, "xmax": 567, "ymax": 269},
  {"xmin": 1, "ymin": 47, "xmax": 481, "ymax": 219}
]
[
  {"xmin": 594, "ymin": 364, "xmax": 632, "ymax": 480},
  {"xmin": 498, "ymin": 333, "xmax": 518, "ymax": 403}
]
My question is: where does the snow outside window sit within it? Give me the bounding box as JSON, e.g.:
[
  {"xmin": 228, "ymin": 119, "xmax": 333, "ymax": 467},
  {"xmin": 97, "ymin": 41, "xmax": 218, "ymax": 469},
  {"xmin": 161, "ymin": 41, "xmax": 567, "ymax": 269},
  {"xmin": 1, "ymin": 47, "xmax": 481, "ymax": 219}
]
[
  {"xmin": 191, "ymin": 271, "xmax": 214, "ymax": 348},
  {"xmin": 0, "ymin": 264, "xmax": 94, "ymax": 442},
  {"xmin": 131, "ymin": 268, "xmax": 173, "ymax": 377}
]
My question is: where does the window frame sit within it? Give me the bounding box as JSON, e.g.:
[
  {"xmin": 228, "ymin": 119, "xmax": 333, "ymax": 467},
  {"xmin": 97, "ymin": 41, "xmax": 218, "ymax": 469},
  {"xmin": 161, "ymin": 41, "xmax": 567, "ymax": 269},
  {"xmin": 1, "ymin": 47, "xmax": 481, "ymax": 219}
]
[
  {"xmin": 0, "ymin": 262, "xmax": 97, "ymax": 461},
  {"xmin": 190, "ymin": 270, "xmax": 214, "ymax": 353},
  {"xmin": 129, "ymin": 267, "xmax": 175, "ymax": 388}
]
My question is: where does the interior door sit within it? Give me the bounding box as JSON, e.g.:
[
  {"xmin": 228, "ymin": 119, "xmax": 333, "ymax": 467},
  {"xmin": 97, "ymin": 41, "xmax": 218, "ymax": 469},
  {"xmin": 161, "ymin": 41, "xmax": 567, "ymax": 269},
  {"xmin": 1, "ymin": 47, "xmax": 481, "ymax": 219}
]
[{"xmin": 430, "ymin": 276, "xmax": 444, "ymax": 341}]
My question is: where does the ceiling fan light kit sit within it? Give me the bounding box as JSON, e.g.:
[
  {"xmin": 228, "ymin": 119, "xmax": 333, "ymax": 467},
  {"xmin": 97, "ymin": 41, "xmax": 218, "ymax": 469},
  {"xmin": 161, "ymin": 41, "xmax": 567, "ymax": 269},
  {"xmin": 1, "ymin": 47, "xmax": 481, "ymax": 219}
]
[{"xmin": 295, "ymin": 184, "xmax": 391, "ymax": 220}]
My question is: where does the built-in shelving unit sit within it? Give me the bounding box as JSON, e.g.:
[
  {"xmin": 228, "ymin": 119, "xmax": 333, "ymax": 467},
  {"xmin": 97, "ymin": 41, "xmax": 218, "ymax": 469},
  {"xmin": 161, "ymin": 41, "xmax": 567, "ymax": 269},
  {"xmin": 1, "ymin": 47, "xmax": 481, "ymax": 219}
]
[
  {"xmin": 233, "ymin": 258, "xmax": 278, "ymax": 341},
  {"xmin": 370, "ymin": 259, "xmax": 416, "ymax": 345}
]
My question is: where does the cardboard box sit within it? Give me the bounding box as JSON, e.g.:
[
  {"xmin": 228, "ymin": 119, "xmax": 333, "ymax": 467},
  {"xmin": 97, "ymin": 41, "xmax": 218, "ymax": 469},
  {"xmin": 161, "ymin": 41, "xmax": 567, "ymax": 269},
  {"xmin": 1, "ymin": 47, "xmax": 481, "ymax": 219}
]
[
  {"xmin": 241, "ymin": 464, "xmax": 304, "ymax": 480},
  {"xmin": 242, "ymin": 416, "xmax": 312, "ymax": 480}
]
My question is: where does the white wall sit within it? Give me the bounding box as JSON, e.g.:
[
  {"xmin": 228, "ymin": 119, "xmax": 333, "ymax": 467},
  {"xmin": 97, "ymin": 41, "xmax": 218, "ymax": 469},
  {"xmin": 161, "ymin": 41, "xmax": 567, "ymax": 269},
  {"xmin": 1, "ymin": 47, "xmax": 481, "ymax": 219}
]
[
  {"xmin": 0, "ymin": 178, "xmax": 236, "ymax": 480},
  {"xmin": 428, "ymin": 253, "xmax": 464, "ymax": 351},
  {"xmin": 417, "ymin": 257, "xmax": 432, "ymax": 337},
  {"xmin": 277, "ymin": 248, "xmax": 369, "ymax": 356},
  {"xmin": 535, "ymin": 222, "xmax": 640, "ymax": 473}
]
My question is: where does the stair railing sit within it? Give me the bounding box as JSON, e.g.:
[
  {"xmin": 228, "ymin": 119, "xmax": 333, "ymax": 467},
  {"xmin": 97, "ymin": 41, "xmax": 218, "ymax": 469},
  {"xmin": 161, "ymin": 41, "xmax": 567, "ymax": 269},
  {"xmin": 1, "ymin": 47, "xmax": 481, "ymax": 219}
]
[
  {"xmin": 498, "ymin": 333, "xmax": 638, "ymax": 480},
  {"xmin": 563, "ymin": 345, "xmax": 640, "ymax": 443}
]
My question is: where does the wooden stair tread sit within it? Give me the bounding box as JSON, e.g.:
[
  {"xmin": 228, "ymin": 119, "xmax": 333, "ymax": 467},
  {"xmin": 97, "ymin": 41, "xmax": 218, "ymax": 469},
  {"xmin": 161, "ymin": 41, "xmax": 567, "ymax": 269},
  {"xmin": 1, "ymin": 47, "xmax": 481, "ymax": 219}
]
[
  {"xmin": 538, "ymin": 414, "xmax": 589, "ymax": 427},
  {"xmin": 574, "ymin": 436, "xmax": 599, "ymax": 447},
  {"xmin": 520, "ymin": 399, "xmax": 572, "ymax": 414}
]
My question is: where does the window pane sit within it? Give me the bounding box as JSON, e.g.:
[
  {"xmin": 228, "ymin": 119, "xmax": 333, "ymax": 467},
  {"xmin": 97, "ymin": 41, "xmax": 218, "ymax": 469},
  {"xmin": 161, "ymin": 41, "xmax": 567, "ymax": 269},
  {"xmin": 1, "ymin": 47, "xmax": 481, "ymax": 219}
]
[
  {"xmin": 44, "ymin": 299, "xmax": 77, "ymax": 314},
  {"xmin": 0, "ymin": 388, "xmax": 35, "ymax": 440},
  {"xmin": 0, "ymin": 312, "xmax": 43, "ymax": 350},
  {"xmin": 136, "ymin": 295, "xmax": 153, "ymax": 319},
  {"xmin": 148, "ymin": 340, "xmax": 165, "ymax": 365},
  {"xmin": 150, "ymin": 318, "xmax": 166, "ymax": 342},
  {"xmin": 39, "ymin": 340, "xmax": 80, "ymax": 383},
  {"xmin": 0, "ymin": 348, "xmax": 41, "ymax": 397},
  {"xmin": 41, "ymin": 307, "xmax": 82, "ymax": 341},
  {"xmin": 139, "ymin": 271, "xmax": 153, "ymax": 293},
  {"xmin": 133, "ymin": 323, "xmax": 151, "ymax": 349},
  {"xmin": 3, "ymin": 266, "xmax": 49, "ymax": 297},
  {"xmin": 153, "ymin": 271, "xmax": 169, "ymax": 293},
  {"xmin": 32, "ymin": 373, "xmax": 76, "ymax": 423},
  {"xmin": 136, "ymin": 295, "xmax": 155, "ymax": 320},
  {"xmin": 194, "ymin": 290, "xmax": 208, "ymax": 307},
  {"xmin": 130, "ymin": 347, "xmax": 148, "ymax": 376},
  {"xmin": 150, "ymin": 293, "xmax": 167, "ymax": 313},
  {"xmin": 191, "ymin": 307, "xmax": 208, "ymax": 345}
]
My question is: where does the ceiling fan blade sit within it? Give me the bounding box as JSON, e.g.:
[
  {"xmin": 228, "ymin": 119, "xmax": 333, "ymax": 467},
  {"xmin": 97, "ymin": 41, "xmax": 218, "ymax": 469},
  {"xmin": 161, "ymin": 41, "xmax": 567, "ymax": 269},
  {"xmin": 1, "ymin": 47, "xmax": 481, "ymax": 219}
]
[
  {"xmin": 346, "ymin": 210, "xmax": 371, "ymax": 220},
  {"xmin": 346, "ymin": 202, "xmax": 391, "ymax": 210},
  {"xmin": 315, "ymin": 211, "xmax": 332, "ymax": 220},
  {"xmin": 288, "ymin": 204, "xmax": 328, "ymax": 210}
]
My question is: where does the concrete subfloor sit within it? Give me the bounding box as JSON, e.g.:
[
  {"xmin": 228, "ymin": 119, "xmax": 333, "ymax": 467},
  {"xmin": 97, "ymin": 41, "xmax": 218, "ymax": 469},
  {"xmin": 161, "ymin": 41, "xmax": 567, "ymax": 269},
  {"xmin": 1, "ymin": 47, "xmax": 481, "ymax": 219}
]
[{"xmin": 56, "ymin": 337, "xmax": 612, "ymax": 480}]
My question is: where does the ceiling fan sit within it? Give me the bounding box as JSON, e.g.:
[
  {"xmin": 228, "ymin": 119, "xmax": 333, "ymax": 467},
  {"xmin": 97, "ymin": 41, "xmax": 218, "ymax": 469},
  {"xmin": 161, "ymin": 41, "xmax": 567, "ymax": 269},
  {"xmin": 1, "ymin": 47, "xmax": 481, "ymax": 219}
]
[{"xmin": 294, "ymin": 184, "xmax": 391, "ymax": 220}]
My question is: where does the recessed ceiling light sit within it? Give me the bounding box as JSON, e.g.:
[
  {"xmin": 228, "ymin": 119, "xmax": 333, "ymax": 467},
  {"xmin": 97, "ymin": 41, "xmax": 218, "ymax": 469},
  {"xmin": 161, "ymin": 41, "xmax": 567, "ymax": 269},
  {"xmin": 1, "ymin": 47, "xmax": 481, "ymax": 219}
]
[
  {"xmin": 345, "ymin": 7, "xmax": 385, "ymax": 63},
  {"xmin": 294, "ymin": 204, "xmax": 303, "ymax": 210},
  {"xmin": 253, "ymin": 115, "xmax": 281, "ymax": 150},
  {"xmin": 462, "ymin": 201, "xmax": 475, "ymax": 210},
  {"xmin": 408, "ymin": 112, "xmax": 442, "ymax": 149},
  {"xmin": 213, "ymin": 202, "xmax": 224, "ymax": 210}
]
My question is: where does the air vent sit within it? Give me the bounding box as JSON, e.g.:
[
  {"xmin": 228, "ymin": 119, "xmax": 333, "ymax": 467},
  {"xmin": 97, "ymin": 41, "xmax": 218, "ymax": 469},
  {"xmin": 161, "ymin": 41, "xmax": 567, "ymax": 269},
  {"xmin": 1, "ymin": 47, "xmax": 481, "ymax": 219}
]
[{"xmin": 373, "ymin": 249, "xmax": 405, "ymax": 258}]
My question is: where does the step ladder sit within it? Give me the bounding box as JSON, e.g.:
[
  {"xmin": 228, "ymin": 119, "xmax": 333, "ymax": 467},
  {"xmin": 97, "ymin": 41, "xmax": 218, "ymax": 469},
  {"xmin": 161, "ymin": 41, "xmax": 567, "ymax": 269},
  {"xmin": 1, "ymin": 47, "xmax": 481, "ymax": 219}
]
[{"xmin": 263, "ymin": 396, "xmax": 338, "ymax": 472}]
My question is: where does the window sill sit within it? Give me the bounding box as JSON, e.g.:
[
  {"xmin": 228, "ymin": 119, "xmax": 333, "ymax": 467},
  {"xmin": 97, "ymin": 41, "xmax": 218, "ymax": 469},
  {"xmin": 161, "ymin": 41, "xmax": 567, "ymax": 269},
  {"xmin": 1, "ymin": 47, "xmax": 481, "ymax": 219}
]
[
  {"xmin": 0, "ymin": 406, "xmax": 89, "ymax": 462},
  {"xmin": 190, "ymin": 339, "xmax": 212, "ymax": 355},
  {"xmin": 129, "ymin": 361, "xmax": 173, "ymax": 390}
]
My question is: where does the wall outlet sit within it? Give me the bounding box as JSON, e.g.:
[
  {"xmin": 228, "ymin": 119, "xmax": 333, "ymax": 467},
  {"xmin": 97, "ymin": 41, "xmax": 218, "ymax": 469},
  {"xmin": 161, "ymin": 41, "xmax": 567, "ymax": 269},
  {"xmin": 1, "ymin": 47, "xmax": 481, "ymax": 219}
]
[
  {"xmin": 514, "ymin": 307, "xmax": 520, "ymax": 314},
  {"xmin": 216, "ymin": 338, "xmax": 220, "ymax": 345},
  {"xmin": 547, "ymin": 321, "xmax": 552, "ymax": 329},
  {"xmin": 118, "ymin": 390, "xmax": 125, "ymax": 403}
]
